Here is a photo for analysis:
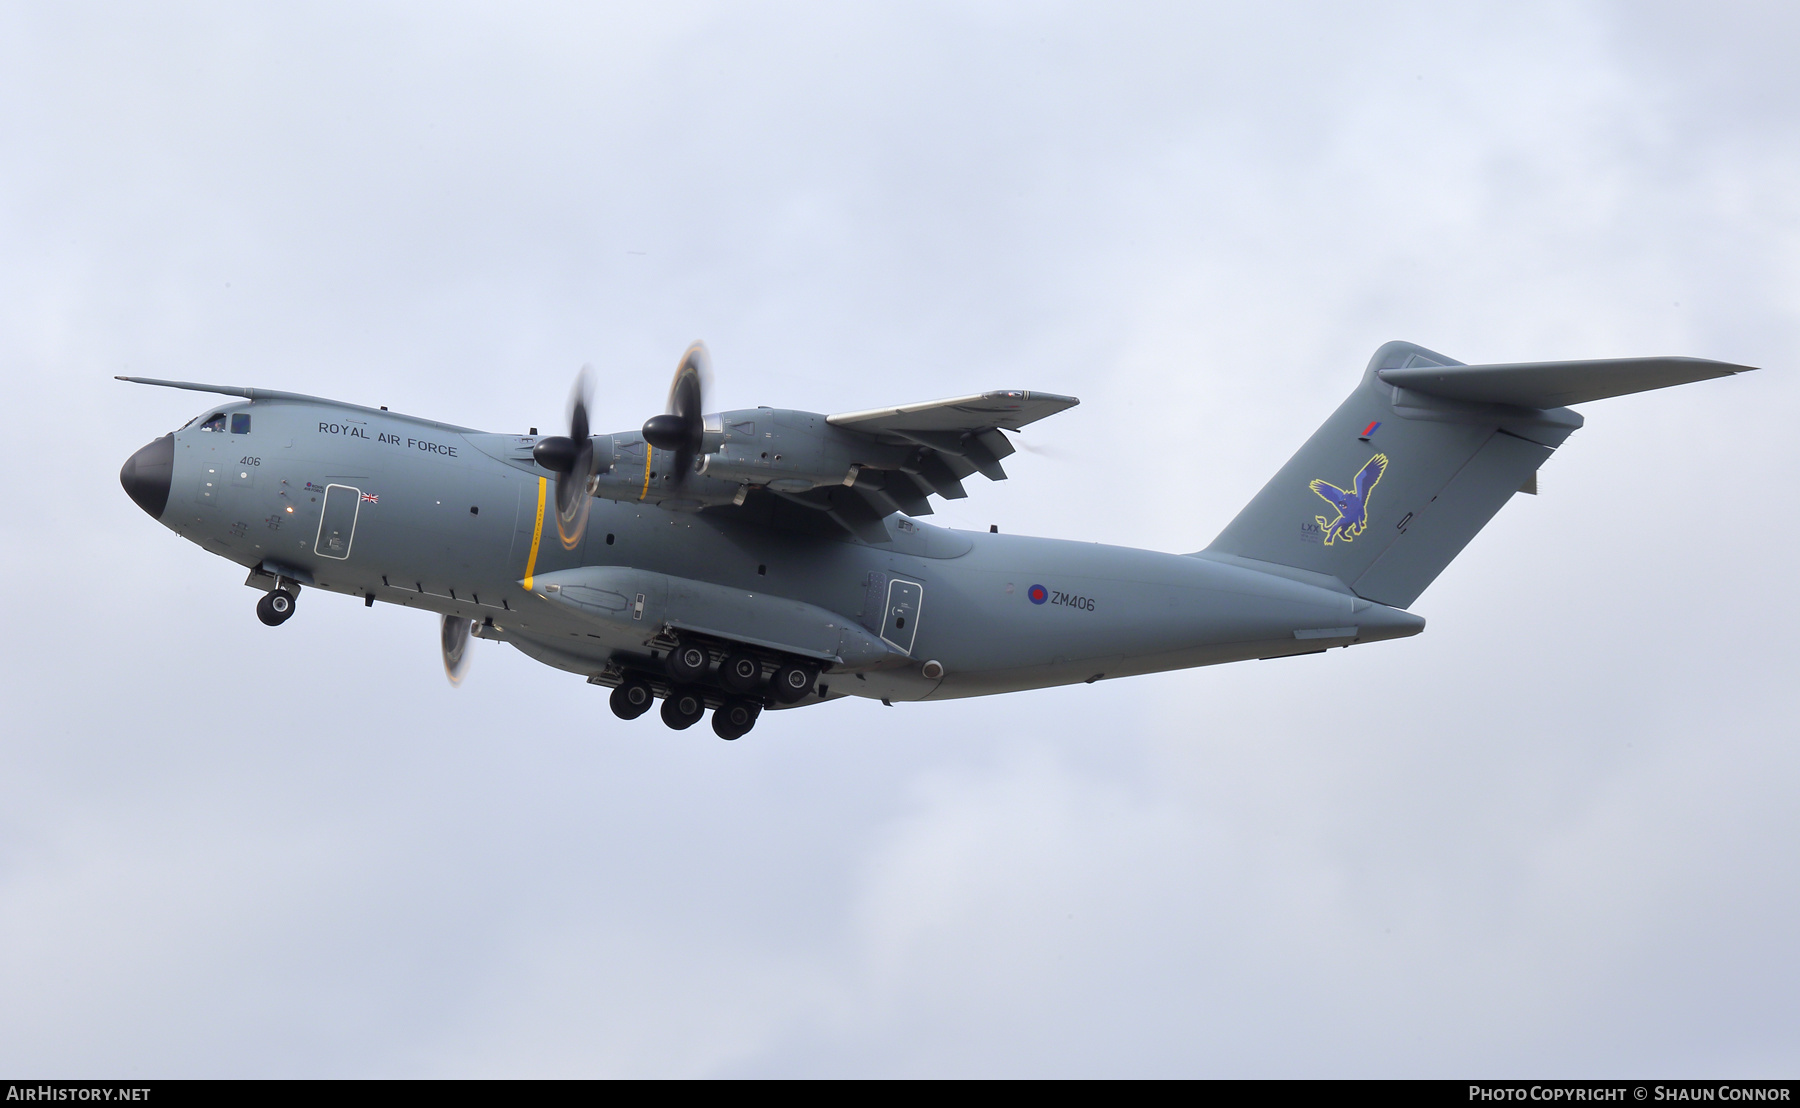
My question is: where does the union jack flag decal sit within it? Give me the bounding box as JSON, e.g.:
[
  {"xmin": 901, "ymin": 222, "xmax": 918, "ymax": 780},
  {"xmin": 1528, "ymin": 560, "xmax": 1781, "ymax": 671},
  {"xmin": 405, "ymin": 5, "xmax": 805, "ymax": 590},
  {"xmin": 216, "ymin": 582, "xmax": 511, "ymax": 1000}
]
[{"xmin": 360, "ymin": 492, "xmax": 379, "ymax": 504}]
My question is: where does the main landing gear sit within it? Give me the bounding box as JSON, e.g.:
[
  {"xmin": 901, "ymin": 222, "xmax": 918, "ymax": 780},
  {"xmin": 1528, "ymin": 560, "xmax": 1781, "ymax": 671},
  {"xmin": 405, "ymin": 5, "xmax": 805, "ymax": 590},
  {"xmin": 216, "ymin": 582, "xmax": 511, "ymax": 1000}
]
[
  {"xmin": 660, "ymin": 686, "xmax": 706, "ymax": 730},
  {"xmin": 712, "ymin": 698, "xmax": 760, "ymax": 741},
  {"xmin": 769, "ymin": 661, "xmax": 816, "ymax": 705},
  {"xmin": 255, "ymin": 588, "xmax": 297, "ymax": 627},
  {"xmin": 604, "ymin": 637, "xmax": 823, "ymax": 739},
  {"xmin": 609, "ymin": 676, "xmax": 655, "ymax": 721}
]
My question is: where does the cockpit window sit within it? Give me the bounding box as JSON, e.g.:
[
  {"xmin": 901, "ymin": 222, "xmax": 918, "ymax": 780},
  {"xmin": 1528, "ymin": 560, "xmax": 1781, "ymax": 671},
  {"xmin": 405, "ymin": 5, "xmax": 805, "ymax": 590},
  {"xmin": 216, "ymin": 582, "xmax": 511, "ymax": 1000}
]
[
  {"xmin": 230, "ymin": 413, "xmax": 251, "ymax": 434},
  {"xmin": 200, "ymin": 413, "xmax": 226, "ymax": 432}
]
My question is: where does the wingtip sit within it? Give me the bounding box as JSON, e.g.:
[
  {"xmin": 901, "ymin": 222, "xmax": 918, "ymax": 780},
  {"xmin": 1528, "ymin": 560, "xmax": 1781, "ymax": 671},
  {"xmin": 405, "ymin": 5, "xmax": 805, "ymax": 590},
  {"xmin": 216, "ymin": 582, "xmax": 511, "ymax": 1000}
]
[
  {"xmin": 981, "ymin": 389, "xmax": 1080, "ymax": 407},
  {"xmin": 1668, "ymin": 357, "xmax": 1760, "ymax": 375},
  {"xmin": 1689, "ymin": 358, "xmax": 1760, "ymax": 375}
]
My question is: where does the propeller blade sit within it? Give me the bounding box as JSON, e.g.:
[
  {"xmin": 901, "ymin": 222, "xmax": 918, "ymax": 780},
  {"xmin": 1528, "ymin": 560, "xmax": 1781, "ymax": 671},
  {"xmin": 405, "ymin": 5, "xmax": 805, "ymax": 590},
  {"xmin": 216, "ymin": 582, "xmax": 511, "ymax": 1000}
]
[
  {"xmin": 550, "ymin": 366, "xmax": 596, "ymax": 549},
  {"xmin": 641, "ymin": 342, "xmax": 711, "ymax": 485},
  {"xmin": 667, "ymin": 342, "xmax": 708, "ymax": 427},
  {"xmin": 554, "ymin": 438, "xmax": 593, "ymax": 549},
  {"xmin": 441, "ymin": 615, "xmax": 473, "ymax": 686},
  {"xmin": 569, "ymin": 366, "xmax": 591, "ymax": 444}
]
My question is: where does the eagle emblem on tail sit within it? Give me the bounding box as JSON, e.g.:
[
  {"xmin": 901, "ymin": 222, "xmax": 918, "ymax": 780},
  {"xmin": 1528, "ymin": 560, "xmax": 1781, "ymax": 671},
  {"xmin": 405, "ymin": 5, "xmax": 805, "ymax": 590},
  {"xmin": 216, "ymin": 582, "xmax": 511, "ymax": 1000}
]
[{"xmin": 1310, "ymin": 453, "xmax": 1388, "ymax": 545}]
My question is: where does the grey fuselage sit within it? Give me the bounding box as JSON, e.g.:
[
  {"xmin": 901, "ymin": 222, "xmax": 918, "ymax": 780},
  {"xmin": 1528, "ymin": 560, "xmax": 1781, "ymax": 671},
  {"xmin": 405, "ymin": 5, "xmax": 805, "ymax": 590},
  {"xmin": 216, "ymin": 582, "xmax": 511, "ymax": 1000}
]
[{"xmin": 135, "ymin": 394, "xmax": 1424, "ymax": 707}]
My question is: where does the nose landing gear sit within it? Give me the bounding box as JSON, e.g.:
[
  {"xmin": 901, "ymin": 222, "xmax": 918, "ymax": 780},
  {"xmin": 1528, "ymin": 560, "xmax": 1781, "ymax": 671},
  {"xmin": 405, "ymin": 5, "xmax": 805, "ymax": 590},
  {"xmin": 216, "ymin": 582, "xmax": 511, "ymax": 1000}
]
[{"xmin": 255, "ymin": 589, "xmax": 297, "ymax": 626}]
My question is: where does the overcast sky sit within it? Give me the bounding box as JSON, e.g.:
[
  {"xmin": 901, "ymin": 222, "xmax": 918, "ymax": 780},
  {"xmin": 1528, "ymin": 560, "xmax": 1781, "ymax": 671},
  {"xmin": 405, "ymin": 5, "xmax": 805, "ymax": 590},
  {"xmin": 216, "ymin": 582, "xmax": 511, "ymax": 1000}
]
[{"xmin": 2, "ymin": 1, "xmax": 1796, "ymax": 1077}]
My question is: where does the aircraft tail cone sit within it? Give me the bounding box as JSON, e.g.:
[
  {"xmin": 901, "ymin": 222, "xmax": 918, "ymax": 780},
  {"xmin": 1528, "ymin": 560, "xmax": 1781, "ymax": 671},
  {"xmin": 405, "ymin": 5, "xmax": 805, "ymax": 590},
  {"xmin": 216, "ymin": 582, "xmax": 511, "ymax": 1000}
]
[{"xmin": 120, "ymin": 433, "xmax": 174, "ymax": 520}]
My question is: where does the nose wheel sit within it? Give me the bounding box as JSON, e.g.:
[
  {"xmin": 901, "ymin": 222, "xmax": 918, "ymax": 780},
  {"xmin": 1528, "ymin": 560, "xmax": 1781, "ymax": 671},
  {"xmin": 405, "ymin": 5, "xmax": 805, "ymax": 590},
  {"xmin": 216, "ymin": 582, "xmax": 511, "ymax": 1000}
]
[{"xmin": 255, "ymin": 589, "xmax": 297, "ymax": 626}]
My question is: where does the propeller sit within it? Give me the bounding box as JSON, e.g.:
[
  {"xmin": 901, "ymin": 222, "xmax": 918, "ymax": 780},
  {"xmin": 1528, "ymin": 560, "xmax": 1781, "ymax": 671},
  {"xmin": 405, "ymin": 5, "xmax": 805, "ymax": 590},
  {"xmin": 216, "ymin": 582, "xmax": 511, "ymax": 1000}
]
[
  {"xmin": 641, "ymin": 342, "xmax": 712, "ymax": 486},
  {"xmin": 532, "ymin": 345, "xmax": 712, "ymax": 532},
  {"xmin": 531, "ymin": 365, "xmax": 598, "ymax": 549},
  {"xmin": 442, "ymin": 615, "xmax": 473, "ymax": 686}
]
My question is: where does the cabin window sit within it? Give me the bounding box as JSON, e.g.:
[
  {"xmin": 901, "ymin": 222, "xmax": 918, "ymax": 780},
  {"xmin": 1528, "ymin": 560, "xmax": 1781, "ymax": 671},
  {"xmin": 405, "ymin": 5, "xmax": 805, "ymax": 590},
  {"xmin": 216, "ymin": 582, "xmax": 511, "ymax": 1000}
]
[
  {"xmin": 230, "ymin": 413, "xmax": 251, "ymax": 434},
  {"xmin": 199, "ymin": 413, "xmax": 226, "ymax": 432}
]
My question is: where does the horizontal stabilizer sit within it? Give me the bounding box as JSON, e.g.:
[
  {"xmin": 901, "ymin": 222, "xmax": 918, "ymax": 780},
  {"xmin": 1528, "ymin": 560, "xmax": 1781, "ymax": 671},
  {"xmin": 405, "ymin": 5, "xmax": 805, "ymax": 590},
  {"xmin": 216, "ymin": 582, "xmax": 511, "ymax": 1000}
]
[{"xmin": 1379, "ymin": 357, "xmax": 1755, "ymax": 409}]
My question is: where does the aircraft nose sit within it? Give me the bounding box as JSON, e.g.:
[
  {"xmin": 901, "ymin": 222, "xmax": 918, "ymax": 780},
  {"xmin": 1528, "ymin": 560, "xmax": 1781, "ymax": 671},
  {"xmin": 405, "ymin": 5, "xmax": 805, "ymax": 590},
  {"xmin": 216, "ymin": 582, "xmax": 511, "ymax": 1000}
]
[{"xmin": 120, "ymin": 433, "xmax": 174, "ymax": 520}]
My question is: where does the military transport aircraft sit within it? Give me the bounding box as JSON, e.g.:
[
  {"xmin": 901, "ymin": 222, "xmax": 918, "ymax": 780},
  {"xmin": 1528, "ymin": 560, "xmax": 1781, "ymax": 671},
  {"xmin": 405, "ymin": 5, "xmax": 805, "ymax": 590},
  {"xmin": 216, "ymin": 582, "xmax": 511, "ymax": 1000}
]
[{"xmin": 118, "ymin": 340, "xmax": 1751, "ymax": 739}]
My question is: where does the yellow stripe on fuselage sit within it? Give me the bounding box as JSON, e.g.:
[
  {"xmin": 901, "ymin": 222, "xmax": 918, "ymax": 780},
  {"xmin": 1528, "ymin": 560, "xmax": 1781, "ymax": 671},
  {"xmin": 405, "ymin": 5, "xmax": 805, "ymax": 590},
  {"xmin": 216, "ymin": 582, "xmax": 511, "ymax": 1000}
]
[
  {"xmin": 524, "ymin": 476, "xmax": 547, "ymax": 590},
  {"xmin": 640, "ymin": 444, "xmax": 653, "ymax": 500}
]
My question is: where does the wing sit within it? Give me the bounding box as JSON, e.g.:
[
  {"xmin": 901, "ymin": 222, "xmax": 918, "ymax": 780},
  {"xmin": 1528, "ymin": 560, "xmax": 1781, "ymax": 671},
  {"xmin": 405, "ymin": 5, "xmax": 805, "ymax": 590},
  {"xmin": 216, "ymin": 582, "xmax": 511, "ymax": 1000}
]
[
  {"xmin": 498, "ymin": 389, "xmax": 1083, "ymax": 546},
  {"xmin": 1353, "ymin": 454, "xmax": 1388, "ymax": 499}
]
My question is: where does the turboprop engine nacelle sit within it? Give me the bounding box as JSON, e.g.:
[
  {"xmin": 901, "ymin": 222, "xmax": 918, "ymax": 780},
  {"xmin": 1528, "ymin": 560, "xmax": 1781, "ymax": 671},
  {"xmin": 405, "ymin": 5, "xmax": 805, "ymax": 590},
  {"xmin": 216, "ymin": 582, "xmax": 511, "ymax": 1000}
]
[
  {"xmin": 698, "ymin": 409, "xmax": 911, "ymax": 492},
  {"xmin": 697, "ymin": 440, "xmax": 861, "ymax": 491}
]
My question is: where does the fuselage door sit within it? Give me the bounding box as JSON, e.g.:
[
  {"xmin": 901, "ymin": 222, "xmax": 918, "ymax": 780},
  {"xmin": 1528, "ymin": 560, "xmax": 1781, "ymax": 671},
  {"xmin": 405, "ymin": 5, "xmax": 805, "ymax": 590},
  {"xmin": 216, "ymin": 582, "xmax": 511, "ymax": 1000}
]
[
  {"xmin": 315, "ymin": 484, "xmax": 362, "ymax": 560},
  {"xmin": 881, "ymin": 578, "xmax": 923, "ymax": 655}
]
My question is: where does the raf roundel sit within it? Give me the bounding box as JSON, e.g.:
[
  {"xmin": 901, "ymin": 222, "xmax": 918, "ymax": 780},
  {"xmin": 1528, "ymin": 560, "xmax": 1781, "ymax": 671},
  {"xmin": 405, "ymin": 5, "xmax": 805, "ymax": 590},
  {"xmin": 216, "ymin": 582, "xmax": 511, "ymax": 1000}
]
[{"xmin": 1028, "ymin": 584, "xmax": 1048, "ymax": 605}]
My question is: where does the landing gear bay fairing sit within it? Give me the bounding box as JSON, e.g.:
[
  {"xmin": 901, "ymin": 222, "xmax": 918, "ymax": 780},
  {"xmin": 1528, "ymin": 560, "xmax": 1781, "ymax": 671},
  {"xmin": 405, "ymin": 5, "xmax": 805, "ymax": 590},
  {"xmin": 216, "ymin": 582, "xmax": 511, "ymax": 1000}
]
[{"xmin": 119, "ymin": 341, "xmax": 1750, "ymax": 740}]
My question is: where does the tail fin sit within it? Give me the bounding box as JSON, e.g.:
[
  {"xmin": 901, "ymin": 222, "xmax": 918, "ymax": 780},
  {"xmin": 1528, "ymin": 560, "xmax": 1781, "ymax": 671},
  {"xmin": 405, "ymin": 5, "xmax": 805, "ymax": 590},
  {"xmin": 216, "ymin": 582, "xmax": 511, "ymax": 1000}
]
[{"xmin": 1203, "ymin": 341, "xmax": 1753, "ymax": 608}]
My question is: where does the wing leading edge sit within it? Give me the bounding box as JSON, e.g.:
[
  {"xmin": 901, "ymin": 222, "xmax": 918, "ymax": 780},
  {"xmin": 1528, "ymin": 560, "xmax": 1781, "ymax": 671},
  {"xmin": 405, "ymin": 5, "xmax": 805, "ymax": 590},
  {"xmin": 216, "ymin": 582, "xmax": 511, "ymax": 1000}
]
[{"xmin": 827, "ymin": 390, "xmax": 1079, "ymax": 435}]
